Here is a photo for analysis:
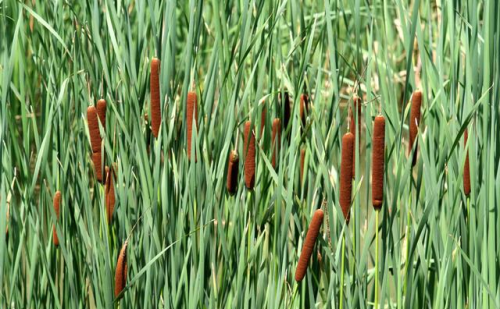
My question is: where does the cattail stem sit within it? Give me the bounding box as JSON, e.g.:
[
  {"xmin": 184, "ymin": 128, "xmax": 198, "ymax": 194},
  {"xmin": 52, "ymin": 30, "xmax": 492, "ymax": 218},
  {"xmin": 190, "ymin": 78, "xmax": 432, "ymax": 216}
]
[
  {"xmin": 53, "ymin": 191, "xmax": 61, "ymax": 246},
  {"xmin": 339, "ymin": 234, "xmax": 346, "ymax": 309},
  {"xmin": 340, "ymin": 133, "xmax": 354, "ymax": 223},
  {"xmin": 295, "ymin": 209, "xmax": 324, "ymax": 282},
  {"xmin": 409, "ymin": 91, "xmax": 422, "ymax": 167},
  {"xmin": 271, "ymin": 118, "xmax": 281, "ymax": 169},
  {"xmin": 150, "ymin": 58, "xmax": 161, "ymax": 138},
  {"xmin": 375, "ymin": 211, "xmax": 380, "ymax": 308},
  {"xmin": 115, "ymin": 241, "xmax": 128, "ymax": 298},
  {"xmin": 226, "ymin": 150, "xmax": 239, "ymax": 195},
  {"xmin": 372, "ymin": 116, "xmax": 385, "ymax": 209},
  {"xmin": 187, "ymin": 91, "xmax": 198, "ymax": 161},
  {"xmin": 350, "ymin": 96, "xmax": 362, "ymax": 178},
  {"xmin": 244, "ymin": 121, "xmax": 256, "ymax": 190}
]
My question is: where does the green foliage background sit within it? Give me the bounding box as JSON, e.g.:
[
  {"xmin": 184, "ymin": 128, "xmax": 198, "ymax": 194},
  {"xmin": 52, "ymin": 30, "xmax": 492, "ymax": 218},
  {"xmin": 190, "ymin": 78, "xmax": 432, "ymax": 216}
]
[{"xmin": 0, "ymin": 0, "xmax": 499, "ymax": 308}]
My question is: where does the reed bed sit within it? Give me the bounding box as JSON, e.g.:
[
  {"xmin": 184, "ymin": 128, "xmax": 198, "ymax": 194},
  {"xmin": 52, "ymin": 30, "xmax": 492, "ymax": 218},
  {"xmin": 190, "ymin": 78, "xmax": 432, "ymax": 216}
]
[{"xmin": 2, "ymin": 1, "xmax": 498, "ymax": 308}]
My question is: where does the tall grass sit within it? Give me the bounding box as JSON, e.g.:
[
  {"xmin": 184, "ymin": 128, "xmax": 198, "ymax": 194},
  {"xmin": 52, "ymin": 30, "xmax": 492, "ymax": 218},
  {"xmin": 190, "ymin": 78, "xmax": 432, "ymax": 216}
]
[{"xmin": 1, "ymin": 0, "xmax": 499, "ymax": 308}]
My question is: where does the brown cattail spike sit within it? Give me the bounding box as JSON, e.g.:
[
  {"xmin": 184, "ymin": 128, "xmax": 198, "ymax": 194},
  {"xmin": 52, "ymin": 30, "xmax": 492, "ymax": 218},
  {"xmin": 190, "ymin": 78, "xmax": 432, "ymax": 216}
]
[
  {"xmin": 300, "ymin": 148, "xmax": 306, "ymax": 185},
  {"xmin": 53, "ymin": 191, "xmax": 61, "ymax": 246},
  {"xmin": 300, "ymin": 94, "xmax": 309, "ymax": 128},
  {"xmin": 150, "ymin": 58, "xmax": 161, "ymax": 138},
  {"xmin": 226, "ymin": 151, "xmax": 239, "ymax": 195},
  {"xmin": 349, "ymin": 96, "xmax": 362, "ymax": 178},
  {"xmin": 340, "ymin": 133, "xmax": 354, "ymax": 223},
  {"xmin": 409, "ymin": 91, "xmax": 422, "ymax": 166},
  {"xmin": 96, "ymin": 99, "xmax": 106, "ymax": 128},
  {"xmin": 271, "ymin": 118, "xmax": 281, "ymax": 169},
  {"xmin": 87, "ymin": 106, "xmax": 101, "ymax": 153},
  {"xmin": 105, "ymin": 166, "xmax": 116, "ymax": 223},
  {"xmin": 280, "ymin": 92, "xmax": 291, "ymax": 132},
  {"xmin": 92, "ymin": 152, "xmax": 104, "ymax": 183},
  {"xmin": 244, "ymin": 121, "xmax": 256, "ymax": 190},
  {"xmin": 372, "ymin": 116, "xmax": 385, "ymax": 209},
  {"xmin": 115, "ymin": 242, "xmax": 128, "ymax": 298},
  {"xmin": 464, "ymin": 129, "xmax": 471, "ymax": 196},
  {"xmin": 295, "ymin": 209, "xmax": 324, "ymax": 282},
  {"xmin": 187, "ymin": 91, "xmax": 198, "ymax": 160}
]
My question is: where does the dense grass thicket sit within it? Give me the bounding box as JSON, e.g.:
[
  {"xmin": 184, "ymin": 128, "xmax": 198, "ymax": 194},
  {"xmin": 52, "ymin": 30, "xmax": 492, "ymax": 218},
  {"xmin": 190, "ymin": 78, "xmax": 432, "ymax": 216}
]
[{"xmin": 1, "ymin": 0, "xmax": 500, "ymax": 308}]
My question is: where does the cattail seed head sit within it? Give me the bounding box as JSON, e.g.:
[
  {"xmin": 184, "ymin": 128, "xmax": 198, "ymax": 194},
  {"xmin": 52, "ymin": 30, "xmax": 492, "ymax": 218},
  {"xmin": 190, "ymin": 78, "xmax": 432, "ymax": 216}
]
[
  {"xmin": 271, "ymin": 118, "xmax": 281, "ymax": 169},
  {"xmin": 92, "ymin": 152, "xmax": 104, "ymax": 183},
  {"xmin": 372, "ymin": 116, "xmax": 385, "ymax": 209},
  {"xmin": 280, "ymin": 92, "xmax": 291, "ymax": 132},
  {"xmin": 300, "ymin": 148, "xmax": 306, "ymax": 185},
  {"xmin": 87, "ymin": 106, "xmax": 101, "ymax": 154},
  {"xmin": 96, "ymin": 99, "xmax": 106, "ymax": 128},
  {"xmin": 340, "ymin": 133, "xmax": 354, "ymax": 223},
  {"xmin": 115, "ymin": 241, "xmax": 128, "ymax": 298},
  {"xmin": 409, "ymin": 91, "xmax": 422, "ymax": 166},
  {"xmin": 244, "ymin": 121, "xmax": 256, "ymax": 190},
  {"xmin": 105, "ymin": 166, "xmax": 115, "ymax": 223},
  {"xmin": 150, "ymin": 58, "xmax": 161, "ymax": 138},
  {"xmin": 349, "ymin": 96, "xmax": 362, "ymax": 178},
  {"xmin": 53, "ymin": 191, "xmax": 61, "ymax": 246},
  {"xmin": 300, "ymin": 94, "xmax": 309, "ymax": 128},
  {"xmin": 464, "ymin": 129, "xmax": 471, "ymax": 196},
  {"xmin": 187, "ymin": 91, "xmax": 198, "ymax": 160},
  {"xmin": 226, "ymin": 151, "xmax": 239, "ymax": 195},
  {"xmin": 295, "ymin": 209, "xmax": 324, "ymax": 282}
]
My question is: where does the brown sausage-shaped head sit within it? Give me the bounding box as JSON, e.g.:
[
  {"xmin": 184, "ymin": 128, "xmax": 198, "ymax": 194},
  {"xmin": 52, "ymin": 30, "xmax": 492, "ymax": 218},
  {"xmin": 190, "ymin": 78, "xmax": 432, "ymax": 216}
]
[
  {"xmin": 340, "ymin": 133, "xmax": 354, "ymax": 223},
  {"xmin": 372, "ymin": 116, "xmax": 385, "ymax": 209},
  {"xmin": 295, "ymin": 209, "xmax": 324, "ymax": 282}
]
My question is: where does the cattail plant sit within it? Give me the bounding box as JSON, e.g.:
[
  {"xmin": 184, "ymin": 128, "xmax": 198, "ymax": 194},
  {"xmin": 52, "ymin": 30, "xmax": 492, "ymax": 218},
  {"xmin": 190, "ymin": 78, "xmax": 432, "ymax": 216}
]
[
  {"xmin": 409, "ymin": 91, "xmax": 422, "ymax": 166},
  {"xmin": 372, "ymin": 116, "xmax": 385, "ymax": 209},
  {"xmin": 300, "ymin": 94, "xmax": 309, "ymax": 131},
  {"xmin": 5, "ymin": 200, "xmax": 9, "ymax": 235},
  {"xmin": 244, "ymin": 121, "xmax": 256, "ymax": 190},
  {"xmin": 96, "ymin": 99, "xmax": 106, "ymax": 128},
  {"xmin": 187, "ymin": 91, "xmax": 198, "ymax": 160},
  {"xmin": 105, "ymin": 166, "xmax": 115, "ymax": 223},
  {"xmin": 87, "ymin": 106, "xmax": 104, "ymax": 183},
  {"xmin": 295, "ymin": 209, "xmax": 324, "ymax": 282},
  {"xmin": 300, "ymin": 147, "xmax": 306, "ymax": 186},
  {"xmin": 53, "ymin": 191, "xmax": 61, "ymax": 246},
  {"xmin": 464, "ymin": 129, "xmax": 471, "ymax": 196},
  {"xmin": 349, "ymin": 96, "xmax": 361, "ymax": 178},
  {"xmin": 271, "ymin": 118, "xmax": 281, "ymax": 169},
  {"xmin": 150, "ymin": 58, "xmax": 161, "ymax": 138},
  {"xmin": 280, "ymin": 91, "xmax": 291, "ymax": 132},
  {"xmin": 115, "ymin": 241, "xmax": 128, "ymax": 298},
  {"xmin": 340, "ymin": 133, "xmax": 354, "ymax": 223},
  {"xmin": 226, "ymin": 151, "xmax": 239, "ymax": 195}
]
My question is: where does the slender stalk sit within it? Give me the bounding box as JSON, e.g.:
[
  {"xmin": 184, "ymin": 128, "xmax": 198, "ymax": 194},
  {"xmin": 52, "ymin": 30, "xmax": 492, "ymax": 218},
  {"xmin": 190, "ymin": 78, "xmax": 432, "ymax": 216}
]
[
  {"xmin": 375, "ymin": 210, "xmax": 379, "ymax": 308},
  {"xmin": 340, "ymin": 234, "xmax": 346, "ymax": 309}
]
